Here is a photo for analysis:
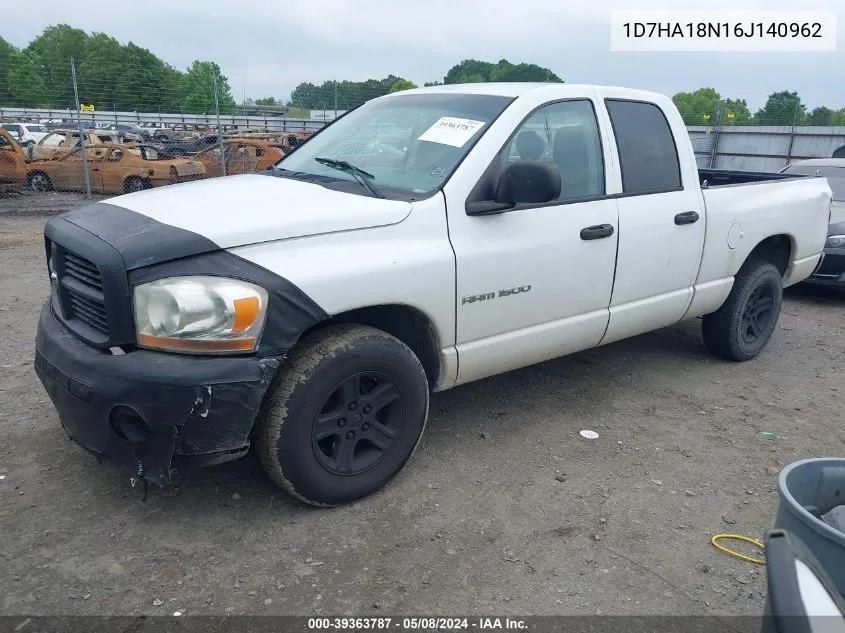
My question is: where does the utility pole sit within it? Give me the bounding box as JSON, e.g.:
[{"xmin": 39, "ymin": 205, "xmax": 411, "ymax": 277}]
[
  {"xmin": 785, "ymin": 108, "xmax": 798, "ymax": 167},
  {"xmin": 213, "ymin": 73, "xmax": 226, "ymax": 177},
  {"xmin": 334, "ymin": 81, "xmax": 338, "ymax": 119},
  {"xmin": 70, "ymin": 57, "xmax": 92, "ymax": 199},
  {"xmin": 708, "ymin": 101, "xmax": 724, "ymax": 169}
]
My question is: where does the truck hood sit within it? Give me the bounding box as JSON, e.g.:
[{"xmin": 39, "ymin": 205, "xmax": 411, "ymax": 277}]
[{"xmin": 105, "ymin": 173, "xmax": 412, "ymax": 249}]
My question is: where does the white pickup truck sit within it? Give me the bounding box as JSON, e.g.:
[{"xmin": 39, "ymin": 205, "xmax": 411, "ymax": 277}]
[{"xmin": 34, "ymin": 83, "xmax": 833, "ymax": 506}]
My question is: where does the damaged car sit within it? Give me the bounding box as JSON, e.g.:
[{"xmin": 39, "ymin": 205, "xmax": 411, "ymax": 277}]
[
  {"xmin": 0, "ymin": 129, "xmax": 29, "ymax": 192},
  {"xmin": 194, "ymin": 139, "xmax": 286, "ymax": 178},
  {"xmin": 26, "ymin": 144, "xmax": 206, "ymax": 194},
  {"xmin": 26, "ymin": 130, "xmax": 104, "ymax": 162}
]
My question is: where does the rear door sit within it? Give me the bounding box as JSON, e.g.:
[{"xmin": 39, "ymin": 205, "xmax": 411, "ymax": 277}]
[
  {"xmin": 51, "ymin": 149, "xmax": 86, "ymax": 191},
  {"xmin": 597, "ymin": 93, "xmax": 706, "ymax": 345},
  {"xmin": 98, "ymin": 148, "xmax": 127, "ymax": 193}
]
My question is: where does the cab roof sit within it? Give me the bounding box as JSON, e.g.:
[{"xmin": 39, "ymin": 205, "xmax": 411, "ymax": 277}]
[{"xmin": 391, "ymin": 82, "xmax": 669, "ymax": 103}]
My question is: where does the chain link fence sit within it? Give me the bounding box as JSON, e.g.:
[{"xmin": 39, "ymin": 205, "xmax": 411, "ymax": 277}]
[
  {"xmin": 0, "ymin": 53, "xmax": 326, "ymax": 197},
  {"xmin": 1, "ymin": 51, "xmax": 844, "ymax": 195}
]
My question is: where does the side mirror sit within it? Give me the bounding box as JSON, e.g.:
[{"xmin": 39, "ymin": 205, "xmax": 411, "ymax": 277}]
[
  {"xmin": 466, "ymin": 161, "xmax": 562, "ymax": 216},
  {"xmin": 763, "ymin": 529, "xmax": 845, "ymax": 633}
]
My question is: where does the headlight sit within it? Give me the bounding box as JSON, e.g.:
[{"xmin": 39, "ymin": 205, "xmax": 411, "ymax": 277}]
[
  {"xmin": 133, "ymin": 276, "xmax": 268, "ymax": 354},
  {"xmin": 826, "ymin": 235, "xmax": 845, "ymax": 249}
]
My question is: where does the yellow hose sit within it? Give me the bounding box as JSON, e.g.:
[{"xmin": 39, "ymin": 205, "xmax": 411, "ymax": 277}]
[{"xmin": 710, "ymin": 534, "xmax": 767, "ymax": 565}]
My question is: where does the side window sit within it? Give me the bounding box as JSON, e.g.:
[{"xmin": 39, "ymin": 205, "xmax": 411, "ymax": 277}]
[
  {"xmin": 502, "ymin": 99, "xmax": 605, "ymax": 202},
  {"xmin": 605, "ymin": 100, "xmax": 682, "ymax": 194}
]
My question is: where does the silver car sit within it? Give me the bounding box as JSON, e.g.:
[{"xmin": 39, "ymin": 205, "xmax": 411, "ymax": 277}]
[{"xmin": 780, "ymin": 159, "xmax": 845, "ymax": 290}]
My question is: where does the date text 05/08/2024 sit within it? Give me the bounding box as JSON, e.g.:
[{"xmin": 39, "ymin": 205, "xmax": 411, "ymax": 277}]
[
  {"xmin": 307, "ymin": 617, "xmax": 528, "ymax": 630},
  {"xmin": 622, "ymin": 22, "xmax": 823, "ymax": 38}
]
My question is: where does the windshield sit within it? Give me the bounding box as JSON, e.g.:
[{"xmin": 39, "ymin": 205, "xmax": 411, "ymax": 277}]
[
  {"xmin": 27, "ymin": 125, "xmax": 48, "ymax": 133},
  {"xmin": 783, "ymin": 164, "xmax": 845, "ymax": 201},
  {"xmin": 274, "ymin": 92, "xmax": 514, "ymax": 199}
]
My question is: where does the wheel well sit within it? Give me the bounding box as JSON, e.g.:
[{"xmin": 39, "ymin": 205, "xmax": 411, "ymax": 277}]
[
  {"xmin": 27, "ymin": 170, "xmax": 51, "ymax": 187},
  {"xmin": 745, "ymin": 234, "xmax": 793, "ymax": 277},
  {"xmin": 306, "ymin": 305, "xmax": 441, "ymax": 387},
  {"xmin": 124, "ymin": 175, "xmax": 149, "ymax": 189}
]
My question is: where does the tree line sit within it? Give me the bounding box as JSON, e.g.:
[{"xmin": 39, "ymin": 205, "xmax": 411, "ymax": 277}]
[
  {"xmin": 283, "ymin": 59, "xmax": 562, "ymax": 111},
  {"xmin": 0, "ymin": 25, "xmax": 237, "ymax": 114},
  {"xmin": 2, "ymin": 25, "xmax": 844, "ymax": 127},
  {"xmin": 672, "ymin": 87, "xmax": 845, "ymax": 127}
]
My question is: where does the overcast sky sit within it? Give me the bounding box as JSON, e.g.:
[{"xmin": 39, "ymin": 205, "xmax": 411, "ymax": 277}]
[{"xmin": 5, "ymin": 0, "xmax": 843, "ymax": 110}]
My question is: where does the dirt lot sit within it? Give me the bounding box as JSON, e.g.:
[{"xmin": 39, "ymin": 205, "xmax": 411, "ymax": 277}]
[{"xmin": 0, "ymin": 191, "xmax": 843, "ymax": 617}]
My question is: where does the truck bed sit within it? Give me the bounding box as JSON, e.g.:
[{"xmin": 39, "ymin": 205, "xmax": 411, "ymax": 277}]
[{"xmin": 698, "ymin": 168, "xmax": 810, "ymax": 188}]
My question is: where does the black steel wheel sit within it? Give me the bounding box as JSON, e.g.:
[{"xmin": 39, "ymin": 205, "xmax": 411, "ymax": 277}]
[
  {"xmin": 256, "ymin": 324, "xmax": 429, "ymax": 506},
  {"xmin": 702, "ymin": 259, "xmax": 784, "ymax": 361},
  {"xmin": 311, "ymin": 371, "xmax": 404, "ymax": 476},
  {"xmin": 740, "ymin": 284, "xmax": 776, "ymax": 346}
]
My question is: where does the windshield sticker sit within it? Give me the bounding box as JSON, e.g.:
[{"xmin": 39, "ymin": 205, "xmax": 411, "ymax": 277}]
[{"xmin": 418, "ymin": 117, "xmax": 486, "ymax": 148}]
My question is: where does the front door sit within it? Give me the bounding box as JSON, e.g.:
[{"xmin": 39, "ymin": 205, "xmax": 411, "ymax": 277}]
[{"xmin": 447, "ymin": 98, "xmax": 620, "ymax": 386}]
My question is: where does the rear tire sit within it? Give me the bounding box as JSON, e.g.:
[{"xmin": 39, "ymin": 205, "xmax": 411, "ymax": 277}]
[
  {"xmin": 28, "ymin": 171, "xmax": 52, "ymax": 192},
  {"xmin": 255, "ymin": 324, "xmax": 429, "ymax": 507},
  {"xmin": 702, "ymin": 260, "xmax": 784, "ymax": 361},
  {"xmin": 124, "ymin": 177, "xmax": 149, "ymax": 193}
]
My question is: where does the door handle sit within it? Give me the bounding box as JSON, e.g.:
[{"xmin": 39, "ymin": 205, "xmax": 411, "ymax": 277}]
[
  {"xmin": 580, "ymin": 224, "xmax": 615, "ymax": 240},
  {"xmin": 674, "ymin": 211, "xmax": 700, "ymax": 225}
]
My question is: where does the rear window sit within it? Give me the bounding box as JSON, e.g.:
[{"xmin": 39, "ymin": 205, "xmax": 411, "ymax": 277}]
[
  {"xmin": 782, "ymin": 164, "xmax": 845, "ymax": 201},
  {"xmin": 605, "ymin": 99, "xmax": 682, "ymax": 195}
]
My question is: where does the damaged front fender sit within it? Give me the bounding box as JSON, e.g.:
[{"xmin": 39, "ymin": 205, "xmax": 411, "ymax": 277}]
[{"xmin": 35, "ymin": 301, "xmax": 281, "ymax": 488}]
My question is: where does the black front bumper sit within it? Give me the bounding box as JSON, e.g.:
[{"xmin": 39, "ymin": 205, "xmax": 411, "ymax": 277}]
[
  {"xmin": 805, "ymin": 250, "xmax": 845, "ymax": 287},
  {"xmin": 34, "ymin": 301, "xmax": 280, "ymax": 487}
]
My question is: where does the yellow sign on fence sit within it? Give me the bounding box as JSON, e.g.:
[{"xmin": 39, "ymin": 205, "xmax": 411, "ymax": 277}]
[{"xmin": 80, "ymin": 104, "xmax": 95, "ymax": 112}]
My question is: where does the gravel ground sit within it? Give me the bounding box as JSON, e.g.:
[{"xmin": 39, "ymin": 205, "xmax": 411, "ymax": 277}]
[{"xmin": 0, "ymin": 191, "xmax": 843, "ymax": 617}]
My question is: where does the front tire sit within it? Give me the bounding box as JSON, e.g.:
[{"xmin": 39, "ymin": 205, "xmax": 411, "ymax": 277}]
[
  {"xmin": 256, "ymin": 324, "xmax": 430, "ymax": 506},
  {"xmin": 702, "ymin": 260, "xmax": 784, "ymax": 361}
]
